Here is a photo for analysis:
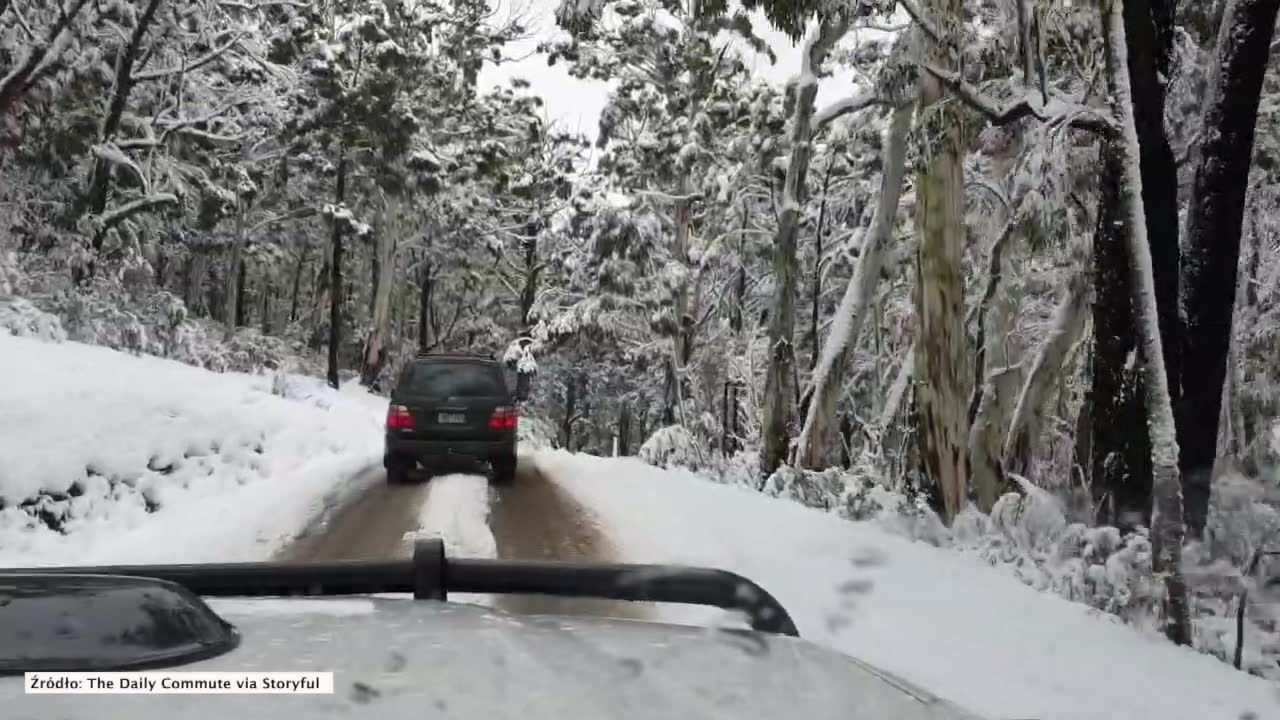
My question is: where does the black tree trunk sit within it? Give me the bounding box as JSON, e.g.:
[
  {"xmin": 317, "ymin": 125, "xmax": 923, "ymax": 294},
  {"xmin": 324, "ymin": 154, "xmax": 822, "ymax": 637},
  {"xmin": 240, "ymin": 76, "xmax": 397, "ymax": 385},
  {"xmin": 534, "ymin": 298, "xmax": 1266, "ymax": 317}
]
[
  {"xmin": 1176, "ymin": 0, "xmax": 1280, "ymax": 536},
  {"xmin": 327, "ymin": 149, "xmax": 348, "ymax": 390},
  {"xmin": 1088, "ymin": 0, "xmax": 1180, "ymax": 530},
  {"xmin": 417, "ymin": 260, "xmax": 433, "ymax": 353},
  {"xmin": 290, "ymin": 243, "xmax": 307, "ymax": 324},
  {"xmin": 234, "ymin": 260, "xmax": 247, "ymax": 329},
  {"xmin": 1090, "ymin": 150, "xmax": 1153, "ymax": 530},
  {"xmin": 618, "ymin": 401, "xmax": 632, "ymax": 456}
]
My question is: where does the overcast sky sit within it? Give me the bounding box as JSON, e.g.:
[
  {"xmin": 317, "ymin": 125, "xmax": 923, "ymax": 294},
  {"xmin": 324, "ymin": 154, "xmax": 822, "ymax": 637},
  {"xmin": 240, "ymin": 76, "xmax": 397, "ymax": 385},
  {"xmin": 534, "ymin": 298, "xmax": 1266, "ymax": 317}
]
[{"xmin": 476, "ymin": 0, "xmax": 870, "ymax": 147}]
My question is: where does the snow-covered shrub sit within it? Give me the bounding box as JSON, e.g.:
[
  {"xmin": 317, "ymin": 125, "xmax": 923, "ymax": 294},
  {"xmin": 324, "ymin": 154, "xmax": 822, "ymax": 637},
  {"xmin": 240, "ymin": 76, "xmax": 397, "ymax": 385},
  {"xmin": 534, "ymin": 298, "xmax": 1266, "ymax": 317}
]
[
  {"xmin": 198, "ymin": 328, "xmax": 305, "ymax": 374},
  {"xmin": 40, "ymin": 285, "xmax": 316, "ymax": 375},
  {"xmin": 1180, "ymin": 471, "xmax": 1280, "ymax": 678},
  {"xmin": 517, "ymin": 413, "xmax": 559, "ymax": 449},
  {"xmin": 761, "ymin": 464, "xmax": 846, "ymax": 511},
  {"xmin": 760, "ymin": 463, "xmax": 951, "ymax": 546},
  {"xmin": 969, "ymin": 488, "xmax": 1161, "ymax": 625},
  {"xmin": 665, "ymin": 453, "xmax": 1183, "ymax": 655},
  {"xmin": 638, "ymin": 425, "xmax": 712, "ymax": 471},
  {"xmin": 0, "ymin": 298, "xmax": 67, "ymax": 342}
]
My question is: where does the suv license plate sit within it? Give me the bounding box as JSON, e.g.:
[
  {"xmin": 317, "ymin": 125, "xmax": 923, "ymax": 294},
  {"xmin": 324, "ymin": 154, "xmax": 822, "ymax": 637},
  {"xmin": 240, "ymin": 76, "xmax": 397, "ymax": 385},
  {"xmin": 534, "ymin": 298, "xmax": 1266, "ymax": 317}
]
[{"xmin": 438, "ymin": 413, "xmax": 466, "ymax": 424}]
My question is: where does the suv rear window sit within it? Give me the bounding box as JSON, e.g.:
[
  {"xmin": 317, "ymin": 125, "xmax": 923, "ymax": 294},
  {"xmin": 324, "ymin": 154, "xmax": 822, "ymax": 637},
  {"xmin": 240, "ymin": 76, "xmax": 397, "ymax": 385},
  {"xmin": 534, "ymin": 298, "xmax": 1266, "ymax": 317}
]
[{"xmin": 403, "ymin": 362, "xmax": 507, "ymax": 397}]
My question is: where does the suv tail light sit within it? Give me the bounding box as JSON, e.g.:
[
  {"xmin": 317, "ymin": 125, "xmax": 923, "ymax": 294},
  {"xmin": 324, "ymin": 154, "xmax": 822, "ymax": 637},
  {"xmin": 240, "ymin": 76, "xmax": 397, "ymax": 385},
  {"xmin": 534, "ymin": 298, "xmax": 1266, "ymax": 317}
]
[
  {"xmin": 387, "ymin": 404, "xmax": 414, "ymax": 430},
  {"xmin": 489, "ymin": 405, "xmax": 519, "ymax": 431}
]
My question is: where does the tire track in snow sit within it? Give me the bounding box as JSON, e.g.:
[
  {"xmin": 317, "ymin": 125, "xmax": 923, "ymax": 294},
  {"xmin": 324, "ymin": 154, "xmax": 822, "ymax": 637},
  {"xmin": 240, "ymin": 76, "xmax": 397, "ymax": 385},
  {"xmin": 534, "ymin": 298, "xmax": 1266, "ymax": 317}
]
[
  {"xmin": 279, "ymin": 457, "xmax": 648, "ymax": 623},
  {"xmin": 489, "ymin": 460, "xmax": 650, "ymax": 622},
  {"xmin": 277, "ymin": 466, "xmax": 430, "ymax": 563}
]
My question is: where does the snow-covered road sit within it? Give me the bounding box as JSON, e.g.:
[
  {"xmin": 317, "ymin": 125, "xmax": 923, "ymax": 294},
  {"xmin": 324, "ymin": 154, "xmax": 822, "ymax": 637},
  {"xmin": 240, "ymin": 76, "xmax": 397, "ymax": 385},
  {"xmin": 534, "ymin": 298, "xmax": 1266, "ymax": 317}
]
[
  {"xmin": 5, "ymin": 335, "xmax": 1278, "ymax": 720},
  {"xmin": 272, "ymin": 449, "xmax": 1280, "ymax": 719},
  {"xmin": 278, "ymin": 456, "xmax": 649, "ymax": 622}
]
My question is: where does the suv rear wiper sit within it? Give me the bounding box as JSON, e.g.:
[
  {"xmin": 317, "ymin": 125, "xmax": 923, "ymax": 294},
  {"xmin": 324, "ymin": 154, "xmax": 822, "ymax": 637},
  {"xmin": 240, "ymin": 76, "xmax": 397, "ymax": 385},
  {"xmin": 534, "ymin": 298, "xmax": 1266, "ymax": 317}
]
[{"xmin": 6, "ymin": 539, "xmax": 800, "ymax": 637}]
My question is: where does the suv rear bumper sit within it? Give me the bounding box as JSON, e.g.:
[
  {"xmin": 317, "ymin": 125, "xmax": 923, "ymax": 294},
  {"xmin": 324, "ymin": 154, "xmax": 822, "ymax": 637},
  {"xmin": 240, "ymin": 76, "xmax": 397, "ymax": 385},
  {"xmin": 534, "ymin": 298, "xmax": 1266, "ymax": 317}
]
[{"xmin": 384, "ymin": 437, "xmax": 515, "ymax": 466}]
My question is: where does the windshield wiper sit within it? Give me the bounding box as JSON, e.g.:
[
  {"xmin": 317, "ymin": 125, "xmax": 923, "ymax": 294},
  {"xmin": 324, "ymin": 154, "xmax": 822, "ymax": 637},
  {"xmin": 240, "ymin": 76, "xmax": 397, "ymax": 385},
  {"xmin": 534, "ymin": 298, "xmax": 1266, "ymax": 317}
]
[{"xmin": 3, "ymin": 539, "xmax": 800, "ymax": 637}]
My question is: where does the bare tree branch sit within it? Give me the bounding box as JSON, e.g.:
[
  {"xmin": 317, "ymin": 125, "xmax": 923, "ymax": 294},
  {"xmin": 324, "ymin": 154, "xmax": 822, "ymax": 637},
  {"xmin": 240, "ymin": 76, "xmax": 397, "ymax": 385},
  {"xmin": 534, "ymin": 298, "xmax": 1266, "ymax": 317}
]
[
  {"xmin": 813, "ymin": 90, "xmax": 881, "ymax": 129},
  {"xmin": 896, "ymin": 0, "xmax": 942, "ymax": 44},
  {"xmin": 91, "ymin": 193, "xmax": 179, "ymax": 246},
  {"xmin": 218, "ymin": 0, "xmax": 309, "ymax": 8},
  {"xmin": 9, "ymin": 0, "xmax": 35, "ymax": 40},
  {"xmin": 135, "ymin": 32, "xmax": 247, "ymax": 82},
  {"xmin": 921, "ymin": 63, "xmax": 1118, "ymax": 137},
  {"xmin": 91, "ymin": 143, "xmax": 149, "ymax": 194},
  {"xmin": 0, "ymin": 0, "xmax": 93, "ymax": 120}
]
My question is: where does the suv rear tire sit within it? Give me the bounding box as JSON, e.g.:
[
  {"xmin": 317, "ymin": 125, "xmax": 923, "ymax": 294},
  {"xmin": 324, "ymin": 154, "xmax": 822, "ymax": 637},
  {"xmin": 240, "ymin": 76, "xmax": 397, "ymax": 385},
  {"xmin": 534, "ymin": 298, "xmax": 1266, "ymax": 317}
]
[
  {"xmin": 386, "ymin": 456, "xmax": 411, "ymax": 485},
  {"xmin": 491, "ymin": 456, "xmax": 516, "ymax": 484}
]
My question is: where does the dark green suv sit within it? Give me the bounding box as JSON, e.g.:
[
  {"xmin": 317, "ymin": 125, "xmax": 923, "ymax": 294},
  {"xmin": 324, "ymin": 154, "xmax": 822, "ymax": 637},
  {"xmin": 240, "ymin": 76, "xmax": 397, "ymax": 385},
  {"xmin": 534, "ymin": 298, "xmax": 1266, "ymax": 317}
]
[{"xmin": 384, "ymin": 353, "xmax": 519, "ymax": 484}]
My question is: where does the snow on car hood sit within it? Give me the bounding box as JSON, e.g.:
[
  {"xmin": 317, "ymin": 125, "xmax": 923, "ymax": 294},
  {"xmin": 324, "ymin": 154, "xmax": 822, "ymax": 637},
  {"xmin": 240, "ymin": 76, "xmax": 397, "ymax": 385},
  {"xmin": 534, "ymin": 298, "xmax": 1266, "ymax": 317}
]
[{"xmin": 3, "ymin": 597, "xmax": 983, "ymax": 720}]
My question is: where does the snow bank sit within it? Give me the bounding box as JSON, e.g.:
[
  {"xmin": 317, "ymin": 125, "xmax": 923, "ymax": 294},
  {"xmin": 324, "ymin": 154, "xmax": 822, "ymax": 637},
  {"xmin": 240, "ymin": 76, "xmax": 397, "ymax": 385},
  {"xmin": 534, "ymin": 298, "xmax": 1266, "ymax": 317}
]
[
  {"xmin": 533, "ymin": 449, "xmax": 1280, "ymax": 720},
  {"xmin": 0, "ymin": 334, "xmax": 385, "ymax": 565}
]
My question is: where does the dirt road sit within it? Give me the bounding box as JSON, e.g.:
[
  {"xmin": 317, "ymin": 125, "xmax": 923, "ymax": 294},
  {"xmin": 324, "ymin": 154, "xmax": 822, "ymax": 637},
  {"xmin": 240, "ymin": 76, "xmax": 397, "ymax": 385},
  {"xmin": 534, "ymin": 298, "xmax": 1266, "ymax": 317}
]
[{"xmin": 279, "ymin": 458, "xmax": 648, "ymax": 622}]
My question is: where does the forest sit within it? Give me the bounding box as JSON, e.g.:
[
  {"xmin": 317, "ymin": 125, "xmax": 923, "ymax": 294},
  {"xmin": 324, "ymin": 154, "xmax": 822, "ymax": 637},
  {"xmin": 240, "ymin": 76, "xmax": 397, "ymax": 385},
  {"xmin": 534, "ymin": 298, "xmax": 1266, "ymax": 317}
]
[{"xmin": 3, "ymin": 0, "xmax": 1280, "ymax": 676}]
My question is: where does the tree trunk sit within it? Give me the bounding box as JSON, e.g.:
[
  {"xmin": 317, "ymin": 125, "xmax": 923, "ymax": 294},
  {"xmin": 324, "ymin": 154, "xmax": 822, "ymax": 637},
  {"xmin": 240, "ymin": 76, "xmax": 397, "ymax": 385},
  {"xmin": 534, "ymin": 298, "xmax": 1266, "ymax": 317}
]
[
  {"xmin": 666, "ymin": 197, "xmax": 693, "ymax": 423},
  {"xmin": 794, "ymin": 105, "xmax": 911, "ymax": 469},
  {"xmin": 1103, "ymin": 0, "xmax": 1191, "ymax": 646},
  {"xmin": 1003, "ymin": 270, "xmax": 1090, "ymax": 475},
  {"xmin": 327, "ymin": 148, "xmax": 348, "ymax": 389},
  {"xmin": 731, "ymin": 203, "xmax": 748, "ymax": 334},
  {"xmin": 222, "ymin": 204, "xmax": 248, "ymax": 338},
  {"xmin": 721, "ymin": 380, "xmax": 732, "ymax": 455},
  {"xmin": 1176, "ymin": 0, "xmax": 1280, "ymax": 538},
  {"xmin": 968, "ymin": 220, "xmax": 1015, "ymax": 425},
  {"xmin": 289, "ymin": 243, "xmax": 307, "ymax": 324},
  {"xmin": 618, "ymin": 401, "xmax": 632, "ymax": 456},
  {"xmin": 361, "ymin": 225, "xmax": 397, "ymax": 387},
  {"xmin": 913, "ymin": 0, "xmax": 971, "ymax": 522},
  {"xmin": 562, "ymin": 375, "xmax": 578, "ymax": 448},
  {"xmin": 965, "ymin": 219, "xmax": 1018, "ymax": 510},
  {"xmin": 1122, "ymin": 0, "xmax": 1181, "ymax": 414},
  {"xmin": 759, "ymin": 19, "xmax": 848, "ymax": 478},
  {"xmin": 261, "ymin": 280, "xmax": 272, "ymax": 335},
  {"xmin": 1089, "ymin": 146, "xmax": 1151, "ymax": 529},
  {"xmin": 418, "ymin": 259, "xmax": 433, "ymax": 353},
  {"xmin": 234, "ymin": 259, "xmax": 247, "ymax": 329},
  {"xmin": 968, "ymin": 364, "xmax": 1022, "ymax": 509},
  {"xmin": 186, "ymin": 250, "xmax": 208, "ymax": 317},
  {"xmin": 79, "ymin": 0, "xmax": 165, "ymax": 284},
  {"xmin": 809, "ymin": 155, "xmax": 836, "ymax": 370}
]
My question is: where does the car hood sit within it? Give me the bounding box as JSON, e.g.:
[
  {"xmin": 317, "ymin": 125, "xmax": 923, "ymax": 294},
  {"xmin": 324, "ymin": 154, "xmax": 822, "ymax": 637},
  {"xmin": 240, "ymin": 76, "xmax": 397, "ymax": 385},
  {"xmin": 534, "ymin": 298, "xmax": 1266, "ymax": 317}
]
[{"xmin": 4, "ymin": 596, "xmax": 985, "ymax": 720}]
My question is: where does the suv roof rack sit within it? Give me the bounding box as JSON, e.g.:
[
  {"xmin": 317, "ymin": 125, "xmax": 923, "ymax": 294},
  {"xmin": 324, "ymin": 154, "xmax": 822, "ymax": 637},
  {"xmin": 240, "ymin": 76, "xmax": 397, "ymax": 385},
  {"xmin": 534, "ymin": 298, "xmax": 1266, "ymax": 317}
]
[{"xmin": 5, "ymin": 539, "xmax": 799, "ymax": 637}]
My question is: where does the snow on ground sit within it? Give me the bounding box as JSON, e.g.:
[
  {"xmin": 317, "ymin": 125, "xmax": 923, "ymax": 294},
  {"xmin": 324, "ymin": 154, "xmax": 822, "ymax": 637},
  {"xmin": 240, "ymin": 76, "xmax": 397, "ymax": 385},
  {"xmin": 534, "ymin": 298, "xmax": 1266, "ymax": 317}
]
[
  {"xmin": 405, "ymin": 472, "xmax": 499, "ymax": 606},
  {"xmin": 406, "ymin": 473, "xmax": 498, "ymax": 560},
  {"xmin": 533, "ymin": 449, "xmax": 1280, "ymax": 720},
  {"xmin": 0, "ymin": 334, "xmax": 385, "ymax": 565}
]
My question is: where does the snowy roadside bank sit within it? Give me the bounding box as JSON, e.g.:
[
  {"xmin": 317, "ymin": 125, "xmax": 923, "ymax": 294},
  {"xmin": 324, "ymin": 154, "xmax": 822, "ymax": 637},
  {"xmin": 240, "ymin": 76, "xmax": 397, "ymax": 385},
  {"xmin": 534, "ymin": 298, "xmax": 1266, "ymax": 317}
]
[
  {"xmin": 533, "ymin": 449, "xmax": 1280, "ymax": 720},
  {"xmin": 0, "ymin": 334, "xmax": 385, "ymax": 565}
]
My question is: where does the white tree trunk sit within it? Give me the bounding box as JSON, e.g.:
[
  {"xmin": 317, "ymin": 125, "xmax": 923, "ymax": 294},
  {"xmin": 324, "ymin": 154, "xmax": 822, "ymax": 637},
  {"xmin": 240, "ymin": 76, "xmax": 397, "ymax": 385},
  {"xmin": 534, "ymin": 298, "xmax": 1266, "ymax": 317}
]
[
  {"xmin": 1001, "ymin": 269, "xmax": 1089, "ymax": 475},
  {"xmin": 880, "ymin": 345, "xmax": 915, "ymax": 429},
  {"xmin": 968, "ymin": 364, "xmax": 1023, "ymax": 509},
  {"xmin": 793, "ymin": 105, "xmax": 911, "ymax": 469},
  {"xmin": 1102, "ymin": 0, "xmax": 1191, "ymax": 646},
  {"xmin": 361, "ymin": 225, "xmax": 397, "ymax": 384},
  {"xmin": 758, "ymin": 18, "xmax": 849, "ymax": 477}
]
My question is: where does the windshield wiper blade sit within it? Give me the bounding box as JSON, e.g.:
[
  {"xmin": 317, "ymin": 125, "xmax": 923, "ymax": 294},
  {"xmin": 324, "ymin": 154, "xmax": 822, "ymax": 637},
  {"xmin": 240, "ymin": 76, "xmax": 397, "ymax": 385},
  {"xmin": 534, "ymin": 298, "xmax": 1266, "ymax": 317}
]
[{"xmin": 2, "ymin": 539, "xmax": 800, "ymax": 637}]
